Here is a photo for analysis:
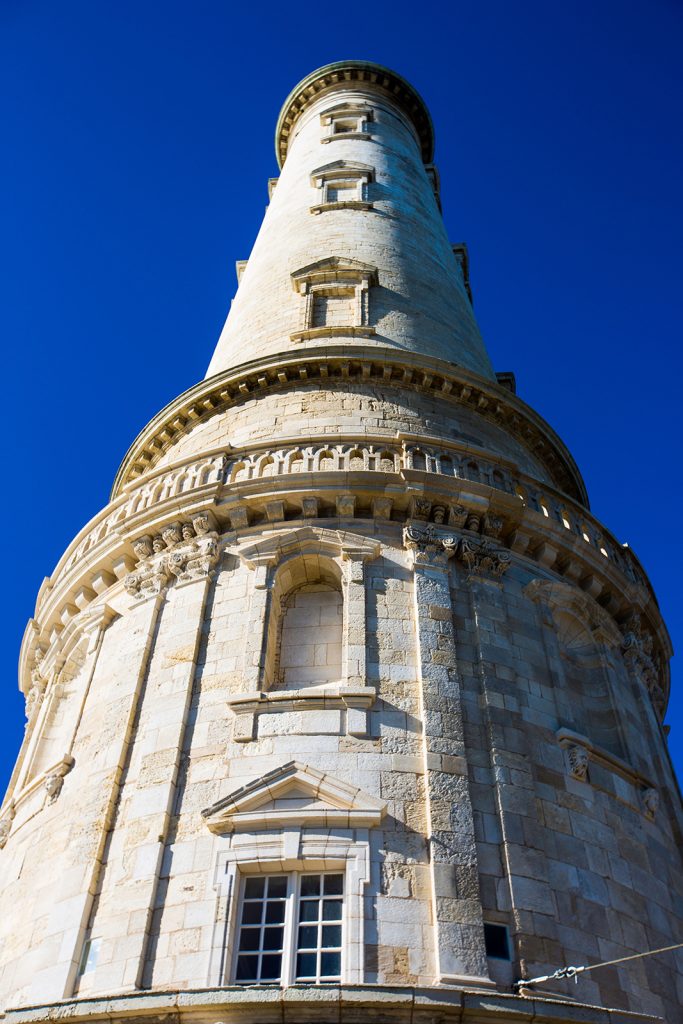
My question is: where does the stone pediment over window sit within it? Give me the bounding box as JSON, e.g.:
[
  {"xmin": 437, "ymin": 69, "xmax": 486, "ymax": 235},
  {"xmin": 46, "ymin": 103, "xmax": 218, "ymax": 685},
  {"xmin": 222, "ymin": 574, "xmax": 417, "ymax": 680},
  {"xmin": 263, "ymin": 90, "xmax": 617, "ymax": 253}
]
[
  {"xmin": 310, "ymin": 160, "xmax": 375, "ymax": 214},
  {"xmin": 290, "ymin": 258, "xmax": 378, "ymax": 343},
  {"xmin": 201, "ymin": 760, "xmax": 387, "ymax": 834}
]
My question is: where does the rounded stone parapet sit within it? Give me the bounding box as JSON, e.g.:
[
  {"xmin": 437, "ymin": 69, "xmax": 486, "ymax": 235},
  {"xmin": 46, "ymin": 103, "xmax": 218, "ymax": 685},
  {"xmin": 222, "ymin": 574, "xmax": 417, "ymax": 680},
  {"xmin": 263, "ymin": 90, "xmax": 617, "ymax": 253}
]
[
  {"xmin": 0, "ymin": 984, "xmax": 664, "ymax": 1024},
  {"xmin": 275, "ymin": 61, "xmax": 435, "ymax": 168}
]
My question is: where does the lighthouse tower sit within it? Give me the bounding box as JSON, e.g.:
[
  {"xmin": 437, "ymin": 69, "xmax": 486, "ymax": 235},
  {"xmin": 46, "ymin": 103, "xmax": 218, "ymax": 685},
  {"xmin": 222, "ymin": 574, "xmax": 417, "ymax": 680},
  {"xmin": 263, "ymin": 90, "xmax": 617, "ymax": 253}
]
[{"xmin": 0, "ymin": 62, "xmax": 681, "ymax": 1024}]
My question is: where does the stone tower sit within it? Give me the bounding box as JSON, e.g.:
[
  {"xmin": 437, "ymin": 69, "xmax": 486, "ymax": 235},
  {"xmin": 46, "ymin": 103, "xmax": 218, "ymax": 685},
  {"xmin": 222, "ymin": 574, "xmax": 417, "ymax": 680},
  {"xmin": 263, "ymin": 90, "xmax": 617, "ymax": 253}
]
[{"xmin": 1, "ymin": 61, "xmax": 681, "ymax": 1024}]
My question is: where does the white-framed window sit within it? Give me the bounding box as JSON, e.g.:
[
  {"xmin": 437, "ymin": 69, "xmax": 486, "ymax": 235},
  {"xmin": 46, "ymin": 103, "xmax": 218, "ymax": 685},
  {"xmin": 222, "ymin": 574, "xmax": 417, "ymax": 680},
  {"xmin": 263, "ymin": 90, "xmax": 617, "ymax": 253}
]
[
  {"xmin": 204, "ymin": 785, "xmax": 385, "ymax": 989},
  {"xmin": 233, "ymin": 871, "xmax": 344, "ymax": 985}
]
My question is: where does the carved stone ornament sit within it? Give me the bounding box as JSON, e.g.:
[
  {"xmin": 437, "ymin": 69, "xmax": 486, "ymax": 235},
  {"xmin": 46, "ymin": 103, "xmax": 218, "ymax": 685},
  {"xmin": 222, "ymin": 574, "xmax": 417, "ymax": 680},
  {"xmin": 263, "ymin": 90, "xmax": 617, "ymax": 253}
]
[
  {"xmin": 24, "ymin": 668, "xmax": 47, "ymax": 724},
  {"xmin": 167, "ymin": 535, "xmax": 219, "ymax": 583},
  {"xmin": 124, "ymin": 564, "xmax": 170, "ymax": 600},
  {"xmin": 44, "ymin": 756, "xmax": 74, "ymax": 805},
  {"xmin": 126, "ymin": 519, "xmax": 220, "ymax": 597},
  {"xmin": 459, "ymin": 536, "xmax": 511, "ymax": 579},
  {"xmin": 192, "ymin": 511, "xmax": 211, "ymax": 536},
  {"xmin": 132, "ymin": 534, "xmax": 154, "ymax": 560},
  {"xmin": 448, "ymin": 504, "xmax": 468, "ymax": 528},
  {"xmin": 620, "ymin": 614, "xmax": 665, "ymax": 717},
  {"xmin": 162, "ymin": 523, "xmax": 183, "ymax": 548},
  {"xmin": 485, "ymin": 514, "xmax": 504, "ymax": 539},
  {"xmin": 0, "ymin": 802, "xmax": 15, "ymax": 849},
  {"xmin": 403, "ymin": 524, "xmax": 458, "ymax": 569},
  {"xmin": 642, "ymin": 787, "xmax": 659, "ymax": 821},
  {"xmin": 567, "ymin": 744, "xmax": 589, "ymax": 781}
]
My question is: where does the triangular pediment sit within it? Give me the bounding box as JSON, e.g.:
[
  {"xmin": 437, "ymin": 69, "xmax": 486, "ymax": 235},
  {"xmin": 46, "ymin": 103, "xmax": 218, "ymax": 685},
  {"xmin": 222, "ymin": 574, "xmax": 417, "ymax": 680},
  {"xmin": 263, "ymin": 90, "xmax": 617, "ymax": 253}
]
[{"xmin": 201, "ymin": 760, "xmax": 386, "ymax": 834}]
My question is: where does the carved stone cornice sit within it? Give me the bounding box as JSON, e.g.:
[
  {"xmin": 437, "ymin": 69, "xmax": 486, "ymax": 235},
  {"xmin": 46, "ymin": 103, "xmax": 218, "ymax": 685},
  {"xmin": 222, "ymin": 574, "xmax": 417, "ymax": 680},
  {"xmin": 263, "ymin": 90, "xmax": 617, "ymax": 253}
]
[{"xmin": 109, "ymin": 346, "xmax": 588, "ymax": 505}]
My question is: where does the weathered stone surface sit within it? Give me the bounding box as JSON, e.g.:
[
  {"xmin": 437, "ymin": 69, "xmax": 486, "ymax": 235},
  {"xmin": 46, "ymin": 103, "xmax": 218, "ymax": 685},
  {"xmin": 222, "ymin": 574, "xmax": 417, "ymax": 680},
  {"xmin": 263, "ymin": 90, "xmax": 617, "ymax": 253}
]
[{"xmin": 0, "ymin": 58, "xmax": 679, "ymax": 1024}]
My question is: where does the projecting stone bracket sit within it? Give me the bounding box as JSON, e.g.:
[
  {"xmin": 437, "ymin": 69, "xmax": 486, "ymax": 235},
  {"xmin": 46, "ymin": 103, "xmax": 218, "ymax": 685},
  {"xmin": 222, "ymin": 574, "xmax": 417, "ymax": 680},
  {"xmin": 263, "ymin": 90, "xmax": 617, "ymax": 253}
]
[{"xmin": 403, "ymin": 523, "xmax": 510, "ymax": 579}]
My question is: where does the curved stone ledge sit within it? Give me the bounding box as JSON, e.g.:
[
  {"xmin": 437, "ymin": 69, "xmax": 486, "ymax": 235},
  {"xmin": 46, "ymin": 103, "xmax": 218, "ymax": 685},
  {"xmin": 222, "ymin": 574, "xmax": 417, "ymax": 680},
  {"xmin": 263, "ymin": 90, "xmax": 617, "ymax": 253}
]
[
  {"xmin": 0, "ymin": 984, "xmax": 662, "ymax": 1024},
  {"xmin": 109, "ymin": 348, "xmax": 588, "ymax": 506}
]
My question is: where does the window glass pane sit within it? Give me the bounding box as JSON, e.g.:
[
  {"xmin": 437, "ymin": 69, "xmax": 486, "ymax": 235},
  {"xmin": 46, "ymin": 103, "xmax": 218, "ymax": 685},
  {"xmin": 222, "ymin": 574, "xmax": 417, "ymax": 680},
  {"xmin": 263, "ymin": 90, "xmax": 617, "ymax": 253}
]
[
  {"xmin": 296, "ymin": 952, "xmax": 317, "ymax": 978},
  {"xmin": 322, "ymin": 924, "xmax": 342, "ymax": 947},
  {"xmin": 267, "ymin": 876, "xmax": 288, "ymax": 898},
  {"xmin": 236, "ymin": 955, "xmax": 259, "ymax": 981},
  {"xmin": 244, "ymin": 877, "xmax": 265, "ymax": 899},
  {"xmin": 322, "ymin": 899, "xmax": 343, "ymax": 921},
  {"xmin": 299, "ymin": 900, "xmax": 318, "ymax": 922},
  {"xmin": 300, "ymin": 875, "xmax": 320, "ymax": 896},
  {"xmin": 265, "ymin": 901, "xmax": 285, "ymax": 924},
  {"xmin": 262, "ymin": 927, "xmax": 284, "ymax": 951},
  {"xmin": 238, "ymin": 929, "xmax": 260, "ymax": 951},
  {"xmin": 324, "ymin": 875, "xmax": 343, "ymax": 895},
  {"xmin": 241, "ymin": 902, "xmax": 262, "ymax": 925},
  {"xmin": 260, "ymin": 954, "xmax": 282, "ymax": 981},
  {"xmin": 320, "ymin": 951, "xmax": 341, "ymax": 978},
  {"xmin": 298, "ymin": 925, "xmax": 317, "ymax": 948}
]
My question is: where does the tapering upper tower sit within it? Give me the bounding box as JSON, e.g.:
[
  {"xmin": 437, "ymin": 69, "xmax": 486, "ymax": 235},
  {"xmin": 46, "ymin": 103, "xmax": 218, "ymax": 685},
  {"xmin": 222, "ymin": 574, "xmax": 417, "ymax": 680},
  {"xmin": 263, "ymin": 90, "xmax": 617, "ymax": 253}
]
[
  {"xmin": 1, "ymin": 61, "xmax": 681, "ymax": 1024},
  {"xmin": 207, "ymin": 61, "xmax": 494, "ymax": 380}
]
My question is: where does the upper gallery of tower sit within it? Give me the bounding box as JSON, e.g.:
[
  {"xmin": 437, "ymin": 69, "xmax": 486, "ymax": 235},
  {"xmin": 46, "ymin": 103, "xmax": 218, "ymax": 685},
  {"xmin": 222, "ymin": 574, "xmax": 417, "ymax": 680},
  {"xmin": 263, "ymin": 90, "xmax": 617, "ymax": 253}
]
[{"xmin": 206, "ymin": 61, "xmax": 495, "ymax": 381}]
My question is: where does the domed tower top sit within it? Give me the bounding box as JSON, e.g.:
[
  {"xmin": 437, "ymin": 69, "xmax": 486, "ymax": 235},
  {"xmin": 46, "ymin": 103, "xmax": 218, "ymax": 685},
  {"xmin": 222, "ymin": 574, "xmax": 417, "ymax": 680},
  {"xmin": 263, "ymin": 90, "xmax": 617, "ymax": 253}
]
[{"xmin": 206, "ymin": 61, "xmax": 495, "ymax": 381}]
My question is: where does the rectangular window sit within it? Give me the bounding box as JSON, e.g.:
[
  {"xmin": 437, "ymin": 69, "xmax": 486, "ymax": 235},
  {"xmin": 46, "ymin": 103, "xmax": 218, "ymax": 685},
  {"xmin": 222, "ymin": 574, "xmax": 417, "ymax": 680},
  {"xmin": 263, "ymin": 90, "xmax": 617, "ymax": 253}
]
[
  {"xmin": 326, "ymin": 181, "xmax": 358, "ymax": 203},
  {"xmin": 235, "ymin": 875, "xmax": 287, "ymax": 983},
  {"xmin": 484, "ymin": 922, "xmax": 511, "ymax": 960},
  {"xmin": 295, "ymin": 873, "xmax": 343, "ymax": 982},
  {"xmin": 233, "ymin": 872, "xmax": 344, "ymax": 985},
  {"xmin": 311, "ymin": 289, "xmax": 355, "ymax": 328}
]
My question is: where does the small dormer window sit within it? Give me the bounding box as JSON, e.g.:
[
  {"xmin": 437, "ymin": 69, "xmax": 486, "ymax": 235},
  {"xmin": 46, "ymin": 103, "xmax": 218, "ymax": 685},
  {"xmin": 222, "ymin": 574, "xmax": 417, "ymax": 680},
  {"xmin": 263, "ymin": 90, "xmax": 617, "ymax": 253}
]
[
  {"xmin": 320, "ymin": 103, "xmax": 373, "ymax": 145},
  {"xmin": 290, "ymin": 257, "xmax": 378, "ymax": 341},
  {"xmin": 310, "ymin": 161, "xmax": 374, "ymax": 215}
]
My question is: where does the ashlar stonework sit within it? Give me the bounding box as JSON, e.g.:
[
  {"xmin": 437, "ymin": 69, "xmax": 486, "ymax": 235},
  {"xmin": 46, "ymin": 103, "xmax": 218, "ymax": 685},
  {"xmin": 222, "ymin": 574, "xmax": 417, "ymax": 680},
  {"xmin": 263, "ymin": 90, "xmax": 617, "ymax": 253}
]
[{"xmin": 1, "ymin": 60, "xmax": 681, "ymax": 1024}]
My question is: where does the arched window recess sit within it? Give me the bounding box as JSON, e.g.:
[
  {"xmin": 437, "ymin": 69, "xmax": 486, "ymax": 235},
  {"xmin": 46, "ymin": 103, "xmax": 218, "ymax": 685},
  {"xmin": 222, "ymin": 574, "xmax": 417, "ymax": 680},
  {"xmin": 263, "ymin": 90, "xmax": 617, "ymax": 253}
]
[{"xmin": 229, "ymin": 527, "xmax": 379, "ymax": 742}]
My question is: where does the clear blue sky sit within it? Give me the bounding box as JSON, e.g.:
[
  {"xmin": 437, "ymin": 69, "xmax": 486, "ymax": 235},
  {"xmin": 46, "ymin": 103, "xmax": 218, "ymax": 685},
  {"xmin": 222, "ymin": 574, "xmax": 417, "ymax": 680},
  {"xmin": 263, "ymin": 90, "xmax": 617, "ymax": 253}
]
[{"xmin": 2, "ymin": 1, "xmax": 681, "ymax": 793}]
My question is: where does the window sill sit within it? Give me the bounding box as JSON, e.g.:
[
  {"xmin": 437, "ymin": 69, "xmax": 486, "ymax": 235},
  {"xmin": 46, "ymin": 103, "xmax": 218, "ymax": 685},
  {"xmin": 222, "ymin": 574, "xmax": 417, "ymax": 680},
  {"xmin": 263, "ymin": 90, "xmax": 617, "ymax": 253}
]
[
  {"xmin": 321, "ymin": 131, "xmax": 372, "ymax": 144},
  {"xmin": 228, "ymin": 685, "xmax": 376, "ymax": 743},
  {"xmin": 310, "ymin": 202, "xmax": 373, "ymax": 215},
  {"xmin": 290, "ymin": 326, "xmax": 376, "ymax": 343}
]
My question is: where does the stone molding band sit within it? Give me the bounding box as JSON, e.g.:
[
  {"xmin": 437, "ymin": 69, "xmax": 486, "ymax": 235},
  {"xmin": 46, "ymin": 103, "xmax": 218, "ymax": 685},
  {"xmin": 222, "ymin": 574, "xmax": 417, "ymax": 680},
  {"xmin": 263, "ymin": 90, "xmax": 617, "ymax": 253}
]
[{"xmin": 110, "ymin": 347, "xmax": 588, "ymax": 504}]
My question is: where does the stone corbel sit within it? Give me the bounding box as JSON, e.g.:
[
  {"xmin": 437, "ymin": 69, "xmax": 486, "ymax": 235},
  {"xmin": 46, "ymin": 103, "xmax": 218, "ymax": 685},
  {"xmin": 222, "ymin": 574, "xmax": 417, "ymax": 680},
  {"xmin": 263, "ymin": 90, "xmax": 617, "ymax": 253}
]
[
  {"xmin": 43, "ymin": 754, "xmax": 74, "ymax": 805},
  {"xmin": 403, "ymin": 524, "xmax": 458, "ymax": 572},
  {"xmin": 458, "ymin": 535, "xmax": 511, "ymax": 579},
  {"xmin": 0, "ymin": 801, "xmax": 15, "ymax": 850},
  {"xmin": 556, "ymin": 728, "xmax": 657, "ymax": 817},
  {"xmin": 620, "ymin": 613, "xmax": 666, "ymax": 719}
]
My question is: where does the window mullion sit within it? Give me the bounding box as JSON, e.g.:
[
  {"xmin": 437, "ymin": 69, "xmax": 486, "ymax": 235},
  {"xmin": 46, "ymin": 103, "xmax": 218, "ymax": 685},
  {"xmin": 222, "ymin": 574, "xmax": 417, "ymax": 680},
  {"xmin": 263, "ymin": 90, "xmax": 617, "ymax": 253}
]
[{"xmin": 281, "ymin": 874, "xmax": 297, "ymax": 986}]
